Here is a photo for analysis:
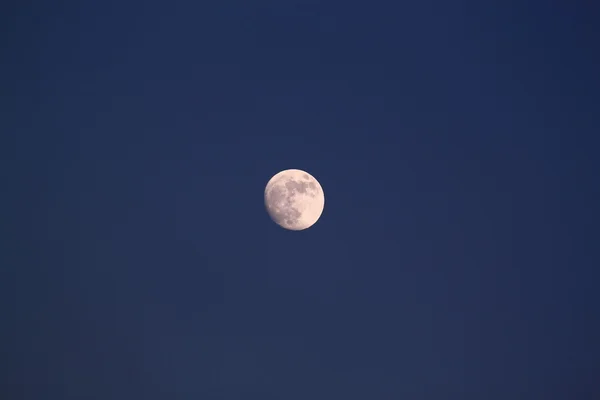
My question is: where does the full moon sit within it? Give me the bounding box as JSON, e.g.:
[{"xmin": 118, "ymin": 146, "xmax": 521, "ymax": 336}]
[{"xmin": 264, "ymin": 169, "xmax": 325, "ymax": 231}]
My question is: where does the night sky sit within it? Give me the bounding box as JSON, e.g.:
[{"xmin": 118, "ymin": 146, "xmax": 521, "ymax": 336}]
[{"xmin": 2, "ymin": 1, "xmax": 599, "ymax": 399}]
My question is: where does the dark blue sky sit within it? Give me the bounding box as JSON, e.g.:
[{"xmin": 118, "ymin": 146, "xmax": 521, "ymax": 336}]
[{"xmin": 2, "ymin": 1, "xmax": 599, "ymax": 399}]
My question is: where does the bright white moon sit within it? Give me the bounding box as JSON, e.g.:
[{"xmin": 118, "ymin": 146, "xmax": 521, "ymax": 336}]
[{"xmin": 264, "ymin": 169, "xmax": 325, "ymax": 231}]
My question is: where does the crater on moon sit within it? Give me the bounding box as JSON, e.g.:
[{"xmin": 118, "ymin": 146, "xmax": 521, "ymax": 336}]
[{"xmin": 264, "ymin": 169, "xmax": 325, "ymax": 231}]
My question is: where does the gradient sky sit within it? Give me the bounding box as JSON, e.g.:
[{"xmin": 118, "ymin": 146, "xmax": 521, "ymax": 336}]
[{"xmin": 2, "ymin": 1, "xmax": 599, "ymax": 399}]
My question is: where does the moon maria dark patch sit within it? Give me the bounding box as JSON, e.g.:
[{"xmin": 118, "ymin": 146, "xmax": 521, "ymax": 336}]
[{"xmin": 285, "ymin": 179, "xmax": 308, "ymax": 194}]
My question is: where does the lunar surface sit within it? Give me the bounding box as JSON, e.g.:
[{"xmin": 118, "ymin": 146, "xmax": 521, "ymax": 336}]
[{"xmin": 264, "ymin": 169, "xmax": 325, "ymax": 231}]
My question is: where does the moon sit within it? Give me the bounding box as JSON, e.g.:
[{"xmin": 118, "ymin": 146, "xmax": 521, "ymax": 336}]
[{"xmin": 264, "ymin": 169, "xmax": 325, "ymax": 231}]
